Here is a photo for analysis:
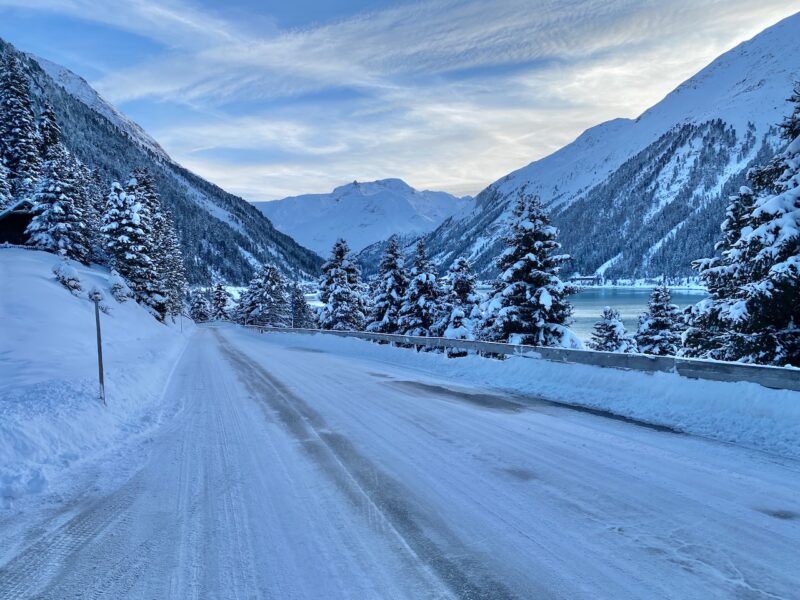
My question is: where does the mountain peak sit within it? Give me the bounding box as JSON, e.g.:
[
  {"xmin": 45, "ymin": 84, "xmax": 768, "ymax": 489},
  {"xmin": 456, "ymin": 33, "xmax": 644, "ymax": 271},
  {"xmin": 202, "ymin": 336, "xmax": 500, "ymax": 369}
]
[
  {"xmin": 423, "ymin": 12, "xmax": 800, "ymax": 281},
  {"xmin": 254, "ymin": 179, "xmax": 470, "ymax": 255},
  {"xmin": 332, "ymin": 178, "xmax": 415, "ymax": 197}
]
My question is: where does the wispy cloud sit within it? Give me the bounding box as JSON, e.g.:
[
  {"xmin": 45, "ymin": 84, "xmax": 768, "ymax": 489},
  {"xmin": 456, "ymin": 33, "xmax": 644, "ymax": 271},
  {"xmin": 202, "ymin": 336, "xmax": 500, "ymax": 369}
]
[{"xmin": 3, "ymin": 0, "xmax": 800, "ymax": 197}]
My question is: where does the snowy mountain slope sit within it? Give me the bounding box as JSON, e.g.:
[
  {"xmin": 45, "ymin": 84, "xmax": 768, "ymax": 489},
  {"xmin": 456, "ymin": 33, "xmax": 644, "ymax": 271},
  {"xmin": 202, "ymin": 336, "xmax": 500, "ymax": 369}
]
[
  {"xmin": 423, "ymin": 12, "xmax": 800, "ymax": 280},
  {"xmin": 0, "ymin": 249, "xmax": 190, "ymax": 502},
  {"xmin": 33, "ymin": 56, "xmax": 169, "ymax": 162},
  {"xmin": 253, "ymin": 178, "xmax": 471, "ymax": 255},
  {"xmin": 0, "ymin": 39, "xmax": 322, "ymax": 285}
]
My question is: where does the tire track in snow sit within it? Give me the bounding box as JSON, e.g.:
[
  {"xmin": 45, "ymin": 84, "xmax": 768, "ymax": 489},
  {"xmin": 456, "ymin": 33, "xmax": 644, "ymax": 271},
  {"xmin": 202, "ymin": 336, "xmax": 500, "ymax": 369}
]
[{"xmin": 216, "ymin": 330, "xmax": 534, "ymax": 600}]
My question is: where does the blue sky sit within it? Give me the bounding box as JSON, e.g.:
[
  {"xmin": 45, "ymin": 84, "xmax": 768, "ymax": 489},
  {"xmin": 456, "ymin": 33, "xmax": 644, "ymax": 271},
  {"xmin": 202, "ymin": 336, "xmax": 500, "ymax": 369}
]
[{"xmin": 0, "ymin": 0, "xmax": 798, "ymax": 200}]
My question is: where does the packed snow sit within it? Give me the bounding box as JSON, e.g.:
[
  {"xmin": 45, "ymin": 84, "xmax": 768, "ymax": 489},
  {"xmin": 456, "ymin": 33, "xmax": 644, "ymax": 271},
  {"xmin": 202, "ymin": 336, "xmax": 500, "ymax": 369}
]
[
  {"xmin": 1, "ymin": 322, "xmax": 798, "ymax": 598},
  {"xmin": 0, "ymin": 249, "xmax": 191, "ymax": 502}
]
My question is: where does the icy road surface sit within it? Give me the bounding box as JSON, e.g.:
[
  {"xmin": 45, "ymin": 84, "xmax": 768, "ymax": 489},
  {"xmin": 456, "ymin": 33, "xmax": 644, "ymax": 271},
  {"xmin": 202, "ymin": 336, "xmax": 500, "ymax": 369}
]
[{"xmin": 1, "ymin": 326, "xmax": 799, "ymax": 599}]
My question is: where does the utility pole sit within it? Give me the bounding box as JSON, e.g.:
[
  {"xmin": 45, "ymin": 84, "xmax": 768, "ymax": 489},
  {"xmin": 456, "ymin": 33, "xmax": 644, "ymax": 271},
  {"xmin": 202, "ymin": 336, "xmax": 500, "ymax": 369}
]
[{"xmin": 92, "ymin": 296, "xmax": 106, "ymax": 406}]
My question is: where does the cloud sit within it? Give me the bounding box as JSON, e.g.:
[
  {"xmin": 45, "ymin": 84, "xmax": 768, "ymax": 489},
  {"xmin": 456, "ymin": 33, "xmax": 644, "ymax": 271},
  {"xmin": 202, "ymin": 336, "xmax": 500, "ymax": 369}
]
[{"xmin": 4, "ymin": 0, "xmax": 800, "ymax": 197}]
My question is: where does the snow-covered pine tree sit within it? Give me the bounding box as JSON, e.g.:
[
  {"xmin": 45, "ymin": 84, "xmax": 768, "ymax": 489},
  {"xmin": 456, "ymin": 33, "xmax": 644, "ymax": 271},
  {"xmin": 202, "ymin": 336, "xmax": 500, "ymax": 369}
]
[
  {"xmin": 366, "ymin": 235, "xmax": 409, "ymax": 333},
  {"xmin": 779, "ymin": 82, "xmax": 800, "ymax": 142},
  {"xmin": 397, "ymin": 240, "xmax": 443, "ymax": 337},
  {"xmin": 129, "ymin": 170, "xmax": 169, "ymax": 313},
  {"xmin": 263, "ymin": 265, "xmax": 290, "ymax": 327},
  {"xmin": 101, "ymin": 179, "xmax": 165, "ymax": 319},
  {"xmin": 634, "ymin": 285, "xmax": 682, "ymax": 356},
  {"xmin": 589, "ymin": 307, "xmax": 636, "ymax": 353},
  {"xmin": 162, "ymin": 209, "xmax": 187, "ymax": 317},
  {"xmin": 442, "ymin": 307, "xmax": 471, "ymax": 357},
  {"xmin": 0, "ymin": 52, "xmax": 40, "ymax": 197},
  {"xmin": 234, "ymin": 269, "xmax": 262, "ymax": 324},
  {"xmin": 290, "ymin": 283, "xmax": 314, "ymax": 328},
  {"xmin": 719, "ymin": 111, "xmax": 800, "ymax": 365},
  {"xmin": 0, "ymin": 156, "xmax": 11, "ymax": 210},
  {"xmin": 189, "ymin": 290, "xmax": 211, "ymax": 323},
  {"xmin": 239, "ymin": 263, "xmax": 290, "ymax": 327},
  {"xmin": 318, "ymin": 239, "xmax": 366, "ymax": 331},
  {"xmin": 211, "ymin": 282, "xmax": 231, "ymax": 321},
  {"xmin": 683, "ymin": 186, "xmax": 756, "ymax": 358},
  {"xmin": 77, "ymin": 163, "xmax": 107, "ymax": 263},
  {"xmin": 25, "ymin": 151, "xmax": 90, "ymax": 262},
  {"xmin": 479, "ymin": 191, "xmax": 579, "ymax": 347},
  {"xmin": 441, "ymin": 257, "xmax": 482, "ymax": 335},
  {"xmin": 109, "ymin": 269, "xmax": 133, "ymax": 303},
  {"xmin": 685, "ymin": 85, "xmax": 800, "ymax": 365},
  {"xmin": 37, "ymin": 101, "xmax": 61, "ymax": 159}
]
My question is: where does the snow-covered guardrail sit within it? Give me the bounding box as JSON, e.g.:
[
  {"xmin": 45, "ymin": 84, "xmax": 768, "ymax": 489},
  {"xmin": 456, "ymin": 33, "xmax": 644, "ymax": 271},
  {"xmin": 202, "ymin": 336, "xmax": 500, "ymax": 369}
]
[{"xmin": 243, "ymin": 326, "xmax": 800, "ymax": 392}]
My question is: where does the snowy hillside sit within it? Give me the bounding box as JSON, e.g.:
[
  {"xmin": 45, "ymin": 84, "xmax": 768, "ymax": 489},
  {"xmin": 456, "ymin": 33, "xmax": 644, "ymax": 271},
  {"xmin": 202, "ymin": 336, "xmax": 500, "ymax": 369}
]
[
  {"xmin": 423, "ymin": 12, "xmax": 800, "ymax": 280},
  {"xmin": 0, "ymin": 249, "xmax": 191, "ymax": 502},
  {"xmin": 253, "ymin": 179, "xmax": 471, "ymax": 255},
  {"xmin": 33, "ymin": 56, "xmax": 170, "ymax": 161},
  {"xmin": 0, "ymin": 39, "xmax": 322, "ymax": 285}
]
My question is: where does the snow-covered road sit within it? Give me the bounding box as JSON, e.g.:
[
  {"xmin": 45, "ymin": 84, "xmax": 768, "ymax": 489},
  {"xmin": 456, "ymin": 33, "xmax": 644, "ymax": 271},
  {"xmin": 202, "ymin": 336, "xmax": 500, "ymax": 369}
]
[{"xmin": 1, "ymin": 326, "xmax": 798, "ymax": 599}]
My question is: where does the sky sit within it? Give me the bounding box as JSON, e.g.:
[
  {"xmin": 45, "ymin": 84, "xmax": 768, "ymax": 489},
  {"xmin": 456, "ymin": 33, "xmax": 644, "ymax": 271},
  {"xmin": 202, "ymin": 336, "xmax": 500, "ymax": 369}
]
[{"xmin": 0, "ymin": 1, "xmax": 799, "ymax": 200}]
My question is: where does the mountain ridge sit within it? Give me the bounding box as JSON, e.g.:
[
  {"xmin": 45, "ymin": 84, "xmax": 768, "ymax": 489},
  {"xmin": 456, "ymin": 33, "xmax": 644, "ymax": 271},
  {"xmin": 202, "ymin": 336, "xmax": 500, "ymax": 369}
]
[
  {"xmin": 415, "ymin": 12, "xmax": 800, "ymax": 281},
  {"xmin": 254, "ymin": 178, "xmax": 471, "ymax": 256},
  {"xmin": 0, "ymin": 39, "xmax": 323, "ymax": 285}
]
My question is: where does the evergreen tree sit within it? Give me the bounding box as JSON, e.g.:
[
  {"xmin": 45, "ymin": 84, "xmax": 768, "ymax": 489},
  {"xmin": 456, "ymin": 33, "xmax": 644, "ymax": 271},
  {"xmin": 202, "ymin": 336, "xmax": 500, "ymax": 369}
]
[
  {"xmin": 129, "ymin": 170, "xmax": 169, "ymax": 311},
  {"xmin": 686, "ymin": 84, "xmax": 800, "ymax": 365},
  {"xmin": 290, "ymin": 283, "xmax": 314, "ymax": 328},
  {"xmin": 779, "ymin": 83, "xmax": 800, "ymax": 142},
  {"xmin": 0, "ymin": 157, "xmax": 11, "ymax": 210},
  {"xmin": 318, "ymin": 239, "xmax": 366, "ymax": 331},
  {"xmin": 366, "ymin": 235, "xmax": 409, "ymax": 333},
  {"xmin": 635, "ymin": 285, "xmax": 682, "ymax": 356},
  {"xmin": 479, "ymin": 191, "xmax": 579, "ymax": 347},
  {"xmin": 189, "ymin": 291, "xmax": 211, "ymax": 323},
  {"xmin": 397, "ymin": 240, "xmax": 443, "ymax": 337},
  {"xmin": 77, "ymin": 164, "xmax": 107, "ymax": 263},
  {"xmin": 162, "ymin": 209, "xmax": 187, "ymax": 316},
  {"xmin": 239, "ymin": 264, "xmax": 290, "ymax": 327},
  {"xmin": 37, "ymin": 101, "xmax": 61, "ymax": 159},
  {"xmin": 109, "ymin": 269, "xmax": 133, "ymax": 303},
  {"xmin": 720, "ymin": 137, "xmax": 800, "ymax": 365},
  {"xmin": 0, "ymin": 52, "xmax": 40, "ymax": 196},
  {"xmin": 442, "ymin": 257, "xmax": 482, "ymax": 331},
  {"xmin": 589, "ymin": 307, "xmax": 636, "ymax": 353},
  {"xmin": 101, "ymin": 179, "xmax": 165, "ymax": 318},
  {"xmin": 25, "ymin": 152, "xmax": 90, "ymax": 262},
  {"xmin": 211, "ymin": 282, "xmax": 231, "ymax": 320},
  {"xmin": 684, "ymin": 187, "xmax": 756, "ymax": 358}
]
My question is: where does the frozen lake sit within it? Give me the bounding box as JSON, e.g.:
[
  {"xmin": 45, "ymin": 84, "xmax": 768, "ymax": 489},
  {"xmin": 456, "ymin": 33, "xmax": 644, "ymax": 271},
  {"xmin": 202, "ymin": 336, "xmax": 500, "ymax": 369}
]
[{"xmin": 570, "ymin": 287, "xmax": 706, "ymax": 342}]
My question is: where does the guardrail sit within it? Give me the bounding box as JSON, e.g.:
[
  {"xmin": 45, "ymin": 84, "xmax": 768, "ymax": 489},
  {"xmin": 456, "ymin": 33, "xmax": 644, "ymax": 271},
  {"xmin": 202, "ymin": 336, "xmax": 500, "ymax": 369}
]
[{"xmin": 243, "ymin": 326, "xmax": 800, "ymax": 392}]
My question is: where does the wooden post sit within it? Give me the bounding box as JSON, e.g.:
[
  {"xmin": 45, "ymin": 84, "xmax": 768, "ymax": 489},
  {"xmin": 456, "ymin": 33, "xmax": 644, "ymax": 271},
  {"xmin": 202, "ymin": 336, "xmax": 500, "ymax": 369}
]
[{"xmin": 93, "ymin": 298, "xmax": 106, "ymax": 406}]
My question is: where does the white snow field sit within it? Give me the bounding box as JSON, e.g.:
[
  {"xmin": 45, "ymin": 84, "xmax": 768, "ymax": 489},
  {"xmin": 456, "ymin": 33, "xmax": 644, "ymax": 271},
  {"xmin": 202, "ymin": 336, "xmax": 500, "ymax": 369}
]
[
  {"xmin": 0, "ymin": 249, "xmax": 192, "ymax": 502},
  {"xmin": 1, "ymin": 308, "xmax": 799, "ymax": 597}
]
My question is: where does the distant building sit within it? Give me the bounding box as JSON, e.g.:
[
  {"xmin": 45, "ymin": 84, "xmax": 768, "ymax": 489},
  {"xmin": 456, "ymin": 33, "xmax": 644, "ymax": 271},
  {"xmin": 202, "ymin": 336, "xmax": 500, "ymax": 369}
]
[
  {"xmin": 0, "ymin": 199, "xmax": 33, "ymax": 245},
  {"xmin": 569, "ymin": 274, "xmax": 603, "ymax": 286}
]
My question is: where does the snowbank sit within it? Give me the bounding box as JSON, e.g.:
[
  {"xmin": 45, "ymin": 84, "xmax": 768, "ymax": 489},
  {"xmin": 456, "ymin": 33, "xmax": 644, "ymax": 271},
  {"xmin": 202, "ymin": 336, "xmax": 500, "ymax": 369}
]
[
  {"xmin": 252, "ymin": 330, "xmax": 800, "ymax": 458},
  {"xmin": 0, "ymin": 249, "xmax": 191, "ymax": 503}
]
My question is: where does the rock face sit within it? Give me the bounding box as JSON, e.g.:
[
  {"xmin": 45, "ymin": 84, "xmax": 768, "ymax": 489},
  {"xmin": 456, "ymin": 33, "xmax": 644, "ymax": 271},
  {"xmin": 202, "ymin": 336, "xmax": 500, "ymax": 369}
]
[{"xmin": 1, "ymin": 38, "xmax": 322, "ymax": 284}]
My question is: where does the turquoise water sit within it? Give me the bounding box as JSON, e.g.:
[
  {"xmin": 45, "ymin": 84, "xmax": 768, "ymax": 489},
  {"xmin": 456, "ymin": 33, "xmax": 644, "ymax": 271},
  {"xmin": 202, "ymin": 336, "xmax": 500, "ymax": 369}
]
[{"xmin": 570, "ymin": 287, "xmax": 706, "ymax": 342}]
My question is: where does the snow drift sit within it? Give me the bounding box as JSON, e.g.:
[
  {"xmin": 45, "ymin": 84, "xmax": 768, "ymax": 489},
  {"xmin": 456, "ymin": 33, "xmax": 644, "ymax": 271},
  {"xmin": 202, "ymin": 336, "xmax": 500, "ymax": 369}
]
[{"xmin": 0, "ymin": 249, "xmax": 191, "ymax": 503}]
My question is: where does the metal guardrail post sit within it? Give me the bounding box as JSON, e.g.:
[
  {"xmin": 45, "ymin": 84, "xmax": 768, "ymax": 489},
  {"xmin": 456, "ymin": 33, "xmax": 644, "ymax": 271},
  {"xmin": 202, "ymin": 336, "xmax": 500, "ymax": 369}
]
[{"xmin": 93, "ymin": 297, "xmax": 106, "ymax": 406}]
